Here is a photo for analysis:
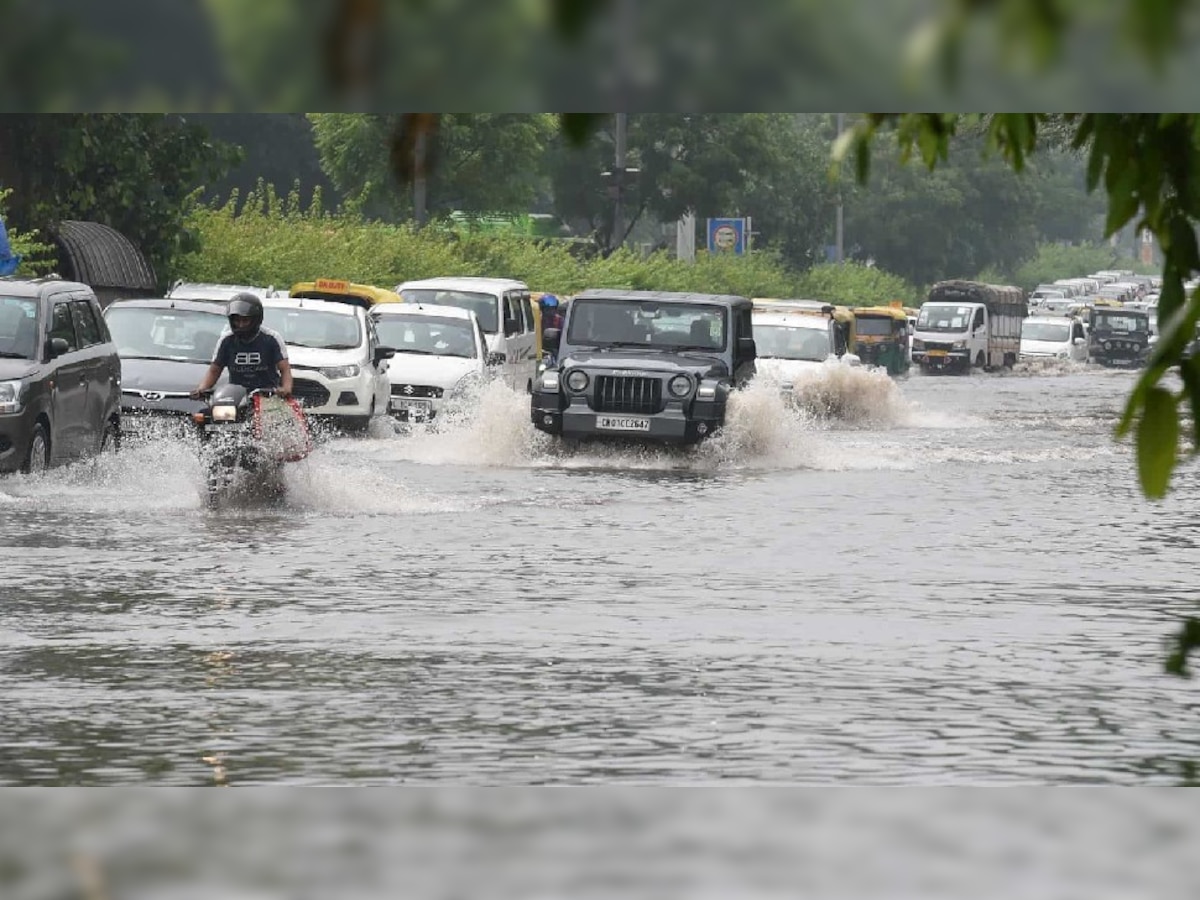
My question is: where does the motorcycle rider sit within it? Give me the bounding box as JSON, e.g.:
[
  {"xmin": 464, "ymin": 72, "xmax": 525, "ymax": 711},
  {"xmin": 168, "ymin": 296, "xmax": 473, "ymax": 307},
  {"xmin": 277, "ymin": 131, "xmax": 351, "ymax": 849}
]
[{"xmin": 191, "ymin": 293, "xmax": 293, "ymax": 399}]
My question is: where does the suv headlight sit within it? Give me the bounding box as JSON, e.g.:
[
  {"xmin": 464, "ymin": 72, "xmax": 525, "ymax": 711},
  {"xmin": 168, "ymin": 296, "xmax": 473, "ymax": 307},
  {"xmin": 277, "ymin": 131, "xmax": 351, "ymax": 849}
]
[
  {"xmin": 540, "ymin": 370, "xmax": 560, "ymax": 391},
  {"xmin": 668, "ymin": 375, "xmax": 693, "ymax": 398},
  {"xmin": 321, "ymin": 364, "xmax": 360, "ymax": 380},
  {"xmin": 696, "ymin": 381, "xmax": 718, "ymax": 400},
  {"xmin": 565, "ymin": 370, "xmax": 589, "ymax": 392},
  {"xmin": 0, "ymin": 379, "xmax": 24, "ymax": 415}
]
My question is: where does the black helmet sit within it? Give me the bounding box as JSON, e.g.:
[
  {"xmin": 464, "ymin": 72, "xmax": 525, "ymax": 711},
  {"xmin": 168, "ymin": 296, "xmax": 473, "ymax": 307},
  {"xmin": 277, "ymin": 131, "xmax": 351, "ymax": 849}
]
[{"xmin": 227, "ymin": 293, "xmax": 264, "ymax": 339}]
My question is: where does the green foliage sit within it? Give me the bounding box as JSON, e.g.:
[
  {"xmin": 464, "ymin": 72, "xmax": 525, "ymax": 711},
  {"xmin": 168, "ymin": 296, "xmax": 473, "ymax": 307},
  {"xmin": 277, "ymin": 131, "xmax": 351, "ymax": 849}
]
[
  {"xmin": 308, "ymin": 114, "xmax": 556, "ymax": 221},
  {"xmin": 0, "ymin": 189, "xmax": 54, "ymax": 276},
  {"xmin": 174, "ymin": 194, "xmax": 919, "ymax": 306},
  {"xmin": 0, "ymin": 114, "xmax": 238, "ymax": 284}
]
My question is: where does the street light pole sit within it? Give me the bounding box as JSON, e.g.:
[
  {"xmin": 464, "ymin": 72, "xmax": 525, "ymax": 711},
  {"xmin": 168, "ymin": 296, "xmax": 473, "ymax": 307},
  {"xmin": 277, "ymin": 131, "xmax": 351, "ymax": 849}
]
[
  {"xmin": 614, "ymin": 112, "xmax": 627, "ymax": 250},
  {"xmin": 835, "ymin": 112, "xmax": 845, "ymax": 263}
]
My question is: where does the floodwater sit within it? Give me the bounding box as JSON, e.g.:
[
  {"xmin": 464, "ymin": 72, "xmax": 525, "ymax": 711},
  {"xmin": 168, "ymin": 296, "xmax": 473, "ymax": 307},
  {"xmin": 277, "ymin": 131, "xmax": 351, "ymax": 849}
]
[{"xmin": 1, "ymin": 363, "xmax": 1198, "ymax": 786}]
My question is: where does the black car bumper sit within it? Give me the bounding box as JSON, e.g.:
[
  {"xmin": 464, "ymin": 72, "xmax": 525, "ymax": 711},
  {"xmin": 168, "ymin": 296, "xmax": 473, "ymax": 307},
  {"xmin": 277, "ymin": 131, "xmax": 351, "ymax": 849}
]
[{"xmin": 531, "ymin": 393, "xmax": 725, "ymax": 445}]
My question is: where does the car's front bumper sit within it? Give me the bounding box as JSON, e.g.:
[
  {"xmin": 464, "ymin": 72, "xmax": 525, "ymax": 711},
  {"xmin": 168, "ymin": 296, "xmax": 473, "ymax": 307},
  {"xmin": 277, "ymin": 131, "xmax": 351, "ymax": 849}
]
[
  {"xmin": 0, "ymin": 404, "xmax": 38, "ymax": 474},
  {"xmin": 291, "ymin": 373, "xmax": 377, "ymax": 418},
  {"xmin": 913, "ymin": 350, "xmax": 970, "ymax": 368},
  {"xmin": 531, "ymin": 392, "xmax": 724, "ymax": 445}
]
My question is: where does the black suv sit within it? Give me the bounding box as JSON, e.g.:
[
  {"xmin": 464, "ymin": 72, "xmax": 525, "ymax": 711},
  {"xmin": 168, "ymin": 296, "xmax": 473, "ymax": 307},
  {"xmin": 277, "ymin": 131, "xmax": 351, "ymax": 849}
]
[
  {"xmin": 102, "ymin": 297, "xmax": 230, "ymax": 438},
  {"xmin": 531, "ymin": 289, "xmax": 756, "ymax": 445},
  {"xmin": 1088, "ymin": 306, "xmax": 1151, "ymax": 367},
  {"xmin": 0, "ymin": 277, "xmax": 122, "ymax": 473}
]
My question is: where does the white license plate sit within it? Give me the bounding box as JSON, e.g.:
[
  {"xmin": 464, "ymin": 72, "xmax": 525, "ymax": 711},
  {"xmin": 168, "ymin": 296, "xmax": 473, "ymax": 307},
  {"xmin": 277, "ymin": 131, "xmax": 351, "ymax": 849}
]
[
  {"xmin": 391, "ymin": 398, "xmax": 433, "ymax": 413},
  {"xmin": 596, "ymin": 415, "xmax": 651, "ymax": 432}
]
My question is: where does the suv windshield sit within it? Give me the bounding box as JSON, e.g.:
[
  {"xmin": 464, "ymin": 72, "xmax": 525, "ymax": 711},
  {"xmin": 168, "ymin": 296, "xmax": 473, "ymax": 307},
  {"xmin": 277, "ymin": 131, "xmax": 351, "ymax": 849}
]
[
  {"xmin": 754, "ymin": 323, "xmax": 830, "ymax": 361},
  {"xmin": 264, "ymin": 308, "xmax": 362, "ymax": 349},
  {"xmin": 566, "ymin": 299, "xmax": 727, "ymax": 351},
  {"xmin": 105, "ymin": 306, "xmax": 227, "ymax": 363},
  {"xmin": 1021, "ymin": 321, "xmax": 1070, "ymax": 342},
  {"xmin": 1093, "ymin": 312, "xmax": 1147, "ymax": 333},
  {"xmin": 916, "ymin": 304, "xmax": 972, "ymax": 333},
  {"xmin": 400, "ymin": 290, "xmax": 498, "ymax": 333},
  {"xmin": 375, "ymin": 315, "xmax": 477, "ymax": 358},
  {"xmin": 0, "ymin": 296, "xmax": 40, "ymax": 360}
]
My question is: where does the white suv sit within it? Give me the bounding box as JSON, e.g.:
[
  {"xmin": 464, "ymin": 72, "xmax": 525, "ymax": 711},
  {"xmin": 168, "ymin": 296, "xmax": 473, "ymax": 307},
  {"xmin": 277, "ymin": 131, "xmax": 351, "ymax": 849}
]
[{"xmin": 261, "ymin": 297, "xmax": 393, "ymax": 431}]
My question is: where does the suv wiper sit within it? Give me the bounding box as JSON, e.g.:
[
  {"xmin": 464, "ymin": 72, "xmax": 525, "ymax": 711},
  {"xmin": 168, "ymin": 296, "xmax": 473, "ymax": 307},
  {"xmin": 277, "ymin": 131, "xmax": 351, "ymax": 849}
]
[
  {"xmin": 670, "ymin": 344, "xmax": 723, "ymax": 353},
  {"xmin": 390, "ymin": 348, "xmax": 439, "ymax": 355},
  {"xmin": 0, "ymin": 351, "xmax": 32, "ymax": 359}
]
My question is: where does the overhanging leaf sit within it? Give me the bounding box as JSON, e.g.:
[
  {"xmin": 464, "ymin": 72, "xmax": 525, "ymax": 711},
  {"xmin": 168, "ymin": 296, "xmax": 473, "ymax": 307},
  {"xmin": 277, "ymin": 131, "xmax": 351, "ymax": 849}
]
[{"xmin": 1136, "ymin": 386, "xmax": 1180, "ymax": 499}]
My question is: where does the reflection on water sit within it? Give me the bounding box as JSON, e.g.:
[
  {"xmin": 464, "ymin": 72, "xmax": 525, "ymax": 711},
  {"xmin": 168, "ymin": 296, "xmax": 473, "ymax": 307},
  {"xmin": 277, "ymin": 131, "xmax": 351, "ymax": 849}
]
[{"xmin": 0, "ymin": 369, "xmax": 1198, "ymax": 785}]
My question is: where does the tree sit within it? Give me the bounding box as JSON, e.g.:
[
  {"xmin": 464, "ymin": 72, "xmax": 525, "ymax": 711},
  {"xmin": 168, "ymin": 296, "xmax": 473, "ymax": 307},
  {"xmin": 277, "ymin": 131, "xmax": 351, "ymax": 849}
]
[
  {"xmin": 307, "ymin": 114, "xmax": 556, "ymax": 222},
  {"xmin": 0, "ymin": 114, "xmax": 238, "ymax": 283}
]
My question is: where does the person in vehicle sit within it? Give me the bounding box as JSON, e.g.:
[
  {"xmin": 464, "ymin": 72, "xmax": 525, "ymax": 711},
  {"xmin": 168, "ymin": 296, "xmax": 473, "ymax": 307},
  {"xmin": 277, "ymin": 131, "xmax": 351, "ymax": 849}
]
[
  {"xmin": 540, "ymin": 293, "xmax": 564, "ymax": 331},
  {"xmin": 191, "ymin": 294, "xmax": 293, "ymax": 398}
]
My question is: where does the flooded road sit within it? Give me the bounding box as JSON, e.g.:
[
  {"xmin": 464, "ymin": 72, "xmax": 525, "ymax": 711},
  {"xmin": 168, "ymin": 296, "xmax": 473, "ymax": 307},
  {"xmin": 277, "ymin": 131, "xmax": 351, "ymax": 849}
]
[{"xmin": 1, "ymin": 365, "xmax": 1198, "ymax": 785}]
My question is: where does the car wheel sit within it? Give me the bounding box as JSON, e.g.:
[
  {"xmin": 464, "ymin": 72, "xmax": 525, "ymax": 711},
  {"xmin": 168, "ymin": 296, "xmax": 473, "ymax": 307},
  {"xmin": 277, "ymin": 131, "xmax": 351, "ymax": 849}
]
[
  {"xmin": 345, "ymin": 400, "xmax": 375, "ymax": 434},
  {"xmin": 22, "ymin": 421, "xmax": 50, "ymax": 474},
  {"xmin": 975, "ymin": 352, "xmax": 986, "ymax": 370},
  {"xmin": 99, "ymin": 415, "xmax": 121, "ymax": 454}
]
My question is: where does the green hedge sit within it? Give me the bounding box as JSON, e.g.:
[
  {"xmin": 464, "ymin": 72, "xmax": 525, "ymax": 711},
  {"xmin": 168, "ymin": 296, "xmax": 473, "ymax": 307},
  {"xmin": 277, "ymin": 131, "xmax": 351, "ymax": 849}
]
[
  {"xmin": 175, "ymin": 186, "xmax": 922, "ymax": 305},
  {"xmin": 1, "ymin": 189, "xmax": 56, "ymax": 276}
]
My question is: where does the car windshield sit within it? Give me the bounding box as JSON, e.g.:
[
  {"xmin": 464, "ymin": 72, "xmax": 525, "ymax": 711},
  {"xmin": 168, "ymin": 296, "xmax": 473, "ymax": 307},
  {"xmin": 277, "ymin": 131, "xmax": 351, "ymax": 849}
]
[
  {"xmin": 916, "ymin": 304, "xmax": 971, "ymax": 333},
  {"xmin": 855, "ymin": 316, "xmax": 896, "ymax": 337},
  {"xmin": 0, "ymin": 296, "xmax": 40, "ymax": 360},
  {"xmin": 1021, "ymin": 322, "xmax": 1070, "ymax": 342},
  {"xmin": 264, "ymin": 307, "xmax": 362, "ymax": 349},
  {"xmin": 374, "ymin": 315, "xmax": 477, "ymax": 358},
  {"xmin": 104, "ymin": 306, "xmax": 227, "ymax": 362},
  {"xmin": 400, "ymin": 290, "xmax": 498, "ymax": 333},
  {"xmin": 566, "ymin": 299, "xmax": 727, "ymax": 351},
  {"xmin": 753, "ymin": 323, "xmax": 831, "ymax": 361},
  {"xmin": 1093, "ymin": 313, "xmax": 1147, "ymax": 333}
]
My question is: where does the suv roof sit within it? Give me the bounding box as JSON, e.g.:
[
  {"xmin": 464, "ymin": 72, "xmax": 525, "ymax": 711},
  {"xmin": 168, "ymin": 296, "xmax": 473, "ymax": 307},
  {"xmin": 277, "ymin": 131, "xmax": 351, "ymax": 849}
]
[
  {"xmin": 573, "ymin": 288, "xmax": 751, "ymax": 308},
  {"xmin": 397, "ymin": 276, "xmax": 528, "ymax": 293},
  {"xmin": 0, "ymin": 275, "xmax": 90, "ymax": 296}
]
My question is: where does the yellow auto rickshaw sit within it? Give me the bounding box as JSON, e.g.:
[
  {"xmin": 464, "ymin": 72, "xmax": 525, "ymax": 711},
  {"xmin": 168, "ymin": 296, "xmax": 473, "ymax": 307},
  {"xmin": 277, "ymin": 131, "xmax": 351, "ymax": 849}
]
[
  {"xmin": 289, "ymin": 278, "xmax": 404, "ymax": 310},
  {"xmin": 852, "ymin": 306, "xmax": 912, "ymax": 376}
]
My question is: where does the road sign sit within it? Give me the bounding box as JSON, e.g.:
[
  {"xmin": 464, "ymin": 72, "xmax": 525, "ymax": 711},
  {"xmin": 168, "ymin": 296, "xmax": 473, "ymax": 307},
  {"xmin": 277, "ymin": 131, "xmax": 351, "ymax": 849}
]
[{"xmin": 707, "ymin": 218, "xmax": 746, "ymax": 255}]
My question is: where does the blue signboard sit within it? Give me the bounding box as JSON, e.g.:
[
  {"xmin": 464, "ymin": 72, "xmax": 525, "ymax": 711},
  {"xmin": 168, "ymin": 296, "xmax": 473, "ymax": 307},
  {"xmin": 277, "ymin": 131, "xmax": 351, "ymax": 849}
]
[{"xmin": 706, "ymin": 217, "xmax": 746, "ymax": 255}]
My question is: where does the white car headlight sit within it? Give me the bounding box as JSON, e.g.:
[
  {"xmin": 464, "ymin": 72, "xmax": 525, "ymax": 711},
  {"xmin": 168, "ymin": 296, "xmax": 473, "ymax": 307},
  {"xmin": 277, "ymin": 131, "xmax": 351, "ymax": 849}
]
[
  {"xmin": 565, "ymin": 370, "xmax": 589, "ymax": 392},
  {"xmin": 668, "ymin": 375, "xmax": 692, "ymax": 398},
  {"xmin": 0, "ymin": 380, "xmax": 23, "ymax": 415},
  {"xmin": 321, "ymin": 364, "xmax": 360, "ymax": 380},
  {"xmin": 212, "ymin": 404, "xmax": 238, "ymax": 422},
  {"xmin": 540, "ymin": 370, "xmax": 560, "ymax": 391},
  {"xmin": 952, "ymin": 341, "xmax": 966, "ymax": 350}
]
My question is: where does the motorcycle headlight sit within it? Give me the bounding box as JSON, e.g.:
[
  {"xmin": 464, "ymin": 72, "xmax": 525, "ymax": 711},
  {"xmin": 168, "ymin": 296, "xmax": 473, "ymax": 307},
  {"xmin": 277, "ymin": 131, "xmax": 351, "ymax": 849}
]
[
  {"xmin": 0, "ymin": 379, "xmax": 23, "ymax": 415},
  {"xmin": 321, "ymin": 364, "xmax": 360, "ymax": 380},
  {"xmin": 668, "ymin": 375, "xmax": 693, "ymax": 398},
  {"xmin": 212, "ymin": 404, "xmax": 238, "ymax": 422},
  {"xmin": 539, "ymin": 370, "xmax": 560, "ymax": 392},
  {"xmin": 565, "ymin": 370, "xmax": 589, "ymax": 392}
]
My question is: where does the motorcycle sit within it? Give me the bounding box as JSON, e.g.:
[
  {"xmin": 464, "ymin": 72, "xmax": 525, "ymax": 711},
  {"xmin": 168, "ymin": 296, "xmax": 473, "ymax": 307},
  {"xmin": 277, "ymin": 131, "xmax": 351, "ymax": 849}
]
[{"xmin": 193, "ymin": 385, "xmax": 312, "ymax": 508}]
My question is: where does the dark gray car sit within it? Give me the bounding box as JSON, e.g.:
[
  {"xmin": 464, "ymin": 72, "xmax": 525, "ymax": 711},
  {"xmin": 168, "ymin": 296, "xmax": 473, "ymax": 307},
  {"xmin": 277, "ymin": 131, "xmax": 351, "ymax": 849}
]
[
  {"xmin": 0, "ymin": 277, "xmax": 122, "ymax": 473},
  {"xmin": 102, "ymin": 297, "xmax": 229, "ymax": 438},
  {"xmin": 531, "ymin": 290, "xmax": 757, "ymax": 445}
]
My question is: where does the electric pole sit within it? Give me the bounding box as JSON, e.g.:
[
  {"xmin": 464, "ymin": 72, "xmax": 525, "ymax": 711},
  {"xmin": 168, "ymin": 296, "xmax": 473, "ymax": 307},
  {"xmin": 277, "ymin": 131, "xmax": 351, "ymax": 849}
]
[{"xmin": 835, "ymin": 112, "xmax": 845, "ymax": 263}]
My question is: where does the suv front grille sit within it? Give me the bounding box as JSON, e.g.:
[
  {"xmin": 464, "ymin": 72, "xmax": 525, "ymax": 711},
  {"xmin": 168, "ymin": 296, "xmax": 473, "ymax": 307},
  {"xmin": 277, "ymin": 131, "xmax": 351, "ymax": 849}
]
[
  {"xmin": 593, "ymin": 376, "xmax": 664, "ymax": 415},
  {"xmin": 292, "ymin": 378, "xmax": 331, "ymax": 408}
]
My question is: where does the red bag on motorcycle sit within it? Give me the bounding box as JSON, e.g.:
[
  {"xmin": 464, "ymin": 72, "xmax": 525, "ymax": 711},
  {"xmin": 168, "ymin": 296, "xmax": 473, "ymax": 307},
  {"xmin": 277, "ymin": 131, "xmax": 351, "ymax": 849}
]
[{"xmin": 252, "ymin": 395, "xmax": 313, "ymax": 463}]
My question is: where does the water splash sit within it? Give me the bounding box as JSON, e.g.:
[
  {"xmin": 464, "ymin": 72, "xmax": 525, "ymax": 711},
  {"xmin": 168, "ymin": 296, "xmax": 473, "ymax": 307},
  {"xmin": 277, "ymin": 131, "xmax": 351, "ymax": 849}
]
[
  {"xmin": 1009, "ymin": 359, "xmax": 1095, "ymax": 377},
  {"xmin": 784, "ymin": 364, "xmax": 916, "ymax": 428}
]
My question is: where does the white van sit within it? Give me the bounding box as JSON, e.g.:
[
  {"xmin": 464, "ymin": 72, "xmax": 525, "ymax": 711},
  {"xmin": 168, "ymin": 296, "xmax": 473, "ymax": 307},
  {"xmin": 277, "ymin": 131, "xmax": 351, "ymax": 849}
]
[
  {"xmin": 394, "ymin": 277, "xmax": 537, "ymax": 392},
  {"xmin": 261, "ymin": 297, "xmax": 393, "ymax": 431},
  {"xmin": 1020, "ymin": 316, "xmax": 1088, "ymax": 362}
]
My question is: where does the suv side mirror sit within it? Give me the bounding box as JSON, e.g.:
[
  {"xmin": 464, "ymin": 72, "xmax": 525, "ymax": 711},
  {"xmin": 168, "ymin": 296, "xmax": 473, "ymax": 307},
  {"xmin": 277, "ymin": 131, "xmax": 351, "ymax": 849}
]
[
  {"xmin": 374, "ymin": 346, "xmax": 395, "ymax": 366},
  {"xmin": 737, "ymin": 336, "xmax": 757, "ymax": 359},
  {"xmin": 46, "ymin": 337, "xmax": 70, "ymax": 359},
  {"xmin": 542, "ymin": 327, "xmax": 561, "ymax": 352}
]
